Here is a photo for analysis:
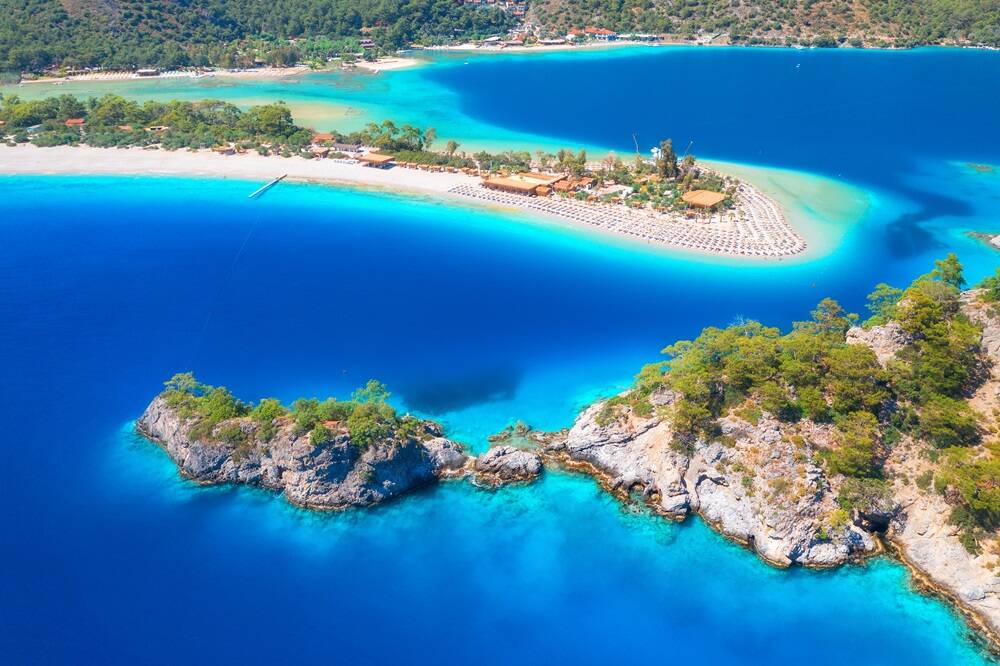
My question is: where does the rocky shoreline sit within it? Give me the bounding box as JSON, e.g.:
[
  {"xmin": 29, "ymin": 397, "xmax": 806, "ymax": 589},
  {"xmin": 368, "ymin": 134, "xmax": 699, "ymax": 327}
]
[
  {"xmin": 136, "ymin": 287, "xmax": 1000, "ymax": 653},
  {"xmin": 136, "ymin": 397, "xmax": 543, "ymax": 511}
]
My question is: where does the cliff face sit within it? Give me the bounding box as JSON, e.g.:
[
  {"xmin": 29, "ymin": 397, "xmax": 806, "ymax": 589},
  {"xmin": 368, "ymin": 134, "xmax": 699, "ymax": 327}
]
[
  {"xmin": 546, "ymin": 390, "xmax": 875, "ymax": 567},
  {"xmin": 884, "ymin": 293, "xmax": 1000, "ymax": 640},
  {"xmin": 137, "ymin": 396, "xmax": 467, "ymax": 509},
  {"xmin": 137, "ymin": 396, "xmax": 547, "ymax": 508},
  {"xmin": 544, "ymin": 290, "xmax": 1000, "ymax": 640}
]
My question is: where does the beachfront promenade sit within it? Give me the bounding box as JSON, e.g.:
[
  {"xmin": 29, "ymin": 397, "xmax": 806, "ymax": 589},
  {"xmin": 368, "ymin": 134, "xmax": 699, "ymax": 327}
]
[{"xmin": 448, "ymin": 181, "xmax": 807, "ymax": 257}]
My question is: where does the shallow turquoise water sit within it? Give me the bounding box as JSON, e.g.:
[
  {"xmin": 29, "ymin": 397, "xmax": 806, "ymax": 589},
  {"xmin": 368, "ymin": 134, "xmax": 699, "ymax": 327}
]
[
  {"xmin": 0, "ymin": 174, "xmax": 996, "ymax": 663},
  {"xmin": 2, "ymin": 46, "xmax": 1000, "ymax": 663}
]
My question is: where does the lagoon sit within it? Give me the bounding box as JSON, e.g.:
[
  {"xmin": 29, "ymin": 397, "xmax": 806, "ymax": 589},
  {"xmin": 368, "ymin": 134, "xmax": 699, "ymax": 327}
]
[{"xmin": 1, "ymin": 46, "xmax": 1000, "ymax": 663}]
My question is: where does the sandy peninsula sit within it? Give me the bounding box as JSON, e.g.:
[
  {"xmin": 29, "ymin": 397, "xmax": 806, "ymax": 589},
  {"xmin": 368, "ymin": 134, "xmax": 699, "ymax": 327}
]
[
  {"xmin": 0, "ymin": 144, "xmax": 806, "ymax": 259},
  {"xmin": 353, "ymin": 57, "xmax": 423, "ymax": 72},
  {"xmin": 21, "ymin": 66, "xmax": 312, "ymax": 85}
]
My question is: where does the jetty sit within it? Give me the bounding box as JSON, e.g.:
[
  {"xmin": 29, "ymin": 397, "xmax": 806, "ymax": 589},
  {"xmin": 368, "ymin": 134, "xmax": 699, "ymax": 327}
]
[{"xmin": 248, "ymin": 174, "xmax": 286, "ymax": 199}]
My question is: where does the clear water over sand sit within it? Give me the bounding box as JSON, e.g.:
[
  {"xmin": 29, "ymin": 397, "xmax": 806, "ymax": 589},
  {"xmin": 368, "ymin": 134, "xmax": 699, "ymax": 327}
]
[{"xmin": 2, "ymin": 47, "xmax": 999, "ymax": 663}]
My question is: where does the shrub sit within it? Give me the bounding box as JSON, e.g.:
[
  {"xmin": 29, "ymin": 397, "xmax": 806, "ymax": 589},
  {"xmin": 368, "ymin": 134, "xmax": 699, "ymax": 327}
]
[
  {"xmin": 216, "ymin": 422, "xmax": 247, "ymax": 446},
  {"xmin": 918, "ymin": 396, "xmax": 980, "ymax": 448},
  {"xmin": 309, "ymin": 424, "xmax": 332, "ymax": 446},
  {"xmin": 251, "ymin": 397, "xmax": 287, "ymax": 441},
  {"xmin": 347, "ymin": 401, "xmax": 396, "ymax": 448},
  {"xmin": 823, "ymin": 411, "xmax": 881, "ymax": 477},
  {"xmin": 837, "ymin": 477, "xmax": 892, "ymax": 514},
  {"xmin": 936, "ymin": 447, "xmax": 1000, "ymax": 531}
]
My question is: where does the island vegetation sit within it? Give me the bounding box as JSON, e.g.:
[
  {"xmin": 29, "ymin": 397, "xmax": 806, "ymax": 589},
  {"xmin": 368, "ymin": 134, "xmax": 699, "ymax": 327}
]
[
  {"xmin": 598, "ymin": 255, "xmax": 1000, "ymax": 554},
  {"xmin": 160, "ymin": 373, "xmax": 427, "ymax": 454}
]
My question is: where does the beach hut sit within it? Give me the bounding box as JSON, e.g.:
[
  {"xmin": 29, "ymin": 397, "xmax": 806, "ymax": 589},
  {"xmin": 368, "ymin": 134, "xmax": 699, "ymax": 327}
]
[
  {"xmin": 681, "ymin": 190, "xmax": 727, "ymax": 209},
  {"xmin": 312, "ymin": 133, "xmax": 334, "ymax": 144},
  {"xmin": 359, "ymin": 153, "xmax": 395, "ymax": 168}
]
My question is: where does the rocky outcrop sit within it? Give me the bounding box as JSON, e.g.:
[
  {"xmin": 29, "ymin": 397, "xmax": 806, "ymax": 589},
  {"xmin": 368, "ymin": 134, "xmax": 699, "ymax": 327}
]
[
  {"xmin": 846, "ymin": 320, "xmax": 911, "ymax": 365},
  {"xmin": 545, "ymin": 293, "xmax": 1000, "ymax": 639},
  {"xmin": 887, "ymin": 438, "xmax": 1000, "ymax": 644},
  {"xmin": 882, "ymin": 293, "xmax": 1000, "ymax": 642},
  {"xmin": 473, "ymin": 445, "xmax": 543, "ymax": 487},
  {"xmin": 137, "ymin": 396, "xmax": 464, "ymax": 510},
  {"xmin": 546, "ymin": 388, "xmax": 875, "ymax": 567}
]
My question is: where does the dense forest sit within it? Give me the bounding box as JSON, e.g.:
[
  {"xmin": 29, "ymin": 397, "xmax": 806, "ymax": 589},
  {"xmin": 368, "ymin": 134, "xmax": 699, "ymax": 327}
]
[
  {"xmin": 0, "ymin": 0, "xmax": 515, "ymax": 72},
  {"xmin": 2, "ymin": 1, "xmax": 998, "ymax": 74},
  {"xmin": 530, "ymin": 0, "xmax": 1000, "ymax": 47}
]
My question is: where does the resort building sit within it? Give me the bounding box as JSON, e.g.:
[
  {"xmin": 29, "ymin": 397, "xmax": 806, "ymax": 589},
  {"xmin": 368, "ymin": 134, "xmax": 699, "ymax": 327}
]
[
  {"xmin": 64, "ymin": 118, "xmax": 85, "ymax": 127},
  {"xmin": 331, "ymin": 143, "xmax": 363, "ymax": 154},
  {"xmin": 358, "ymin": 153, "xmax": 395, "ymax": 168},
  {"xmin": 312, "ymin": 133, "xmax": 334, "ymax": 143},
  {"xmin": 482, "ymin": 172, "xmax": 566, "ymax": 196},
  {"xmin": 681, "ymin": 189, "xmax": 728, "ymax": 209},
  {"xmin": 584, "ymin": 27, "xmax": 618, "ymax": 40}
]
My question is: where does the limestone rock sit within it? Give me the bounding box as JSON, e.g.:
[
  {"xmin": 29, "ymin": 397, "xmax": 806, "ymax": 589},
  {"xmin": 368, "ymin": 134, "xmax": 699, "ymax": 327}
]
[
  {"xmin": 846, "ymin": 320, "xmax": 911, "ymax": 365},
  {"xmin": 137, "ymin": 396, "xmax": 462, "ymax": 510},
  {"xmin": 548, "ymin": 389, "xmax": 873, "ymax": 566},
  {"xmin": 473, "ymin": 445, "xmax": 543, "ymax": 487}
]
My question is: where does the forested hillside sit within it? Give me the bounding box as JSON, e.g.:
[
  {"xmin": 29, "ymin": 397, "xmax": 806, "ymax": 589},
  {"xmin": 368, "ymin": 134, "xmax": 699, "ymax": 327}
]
[
  {"xmin": 1, "ymin": 0, "xmax": 997, "ymax": 74},
  {"xmin": 0, "ymin": 0, "xmax": 514, "ymax": 72},
  {"xmin": 530, "ymin": 0, "xmax": 1000, "ymax": 47}
]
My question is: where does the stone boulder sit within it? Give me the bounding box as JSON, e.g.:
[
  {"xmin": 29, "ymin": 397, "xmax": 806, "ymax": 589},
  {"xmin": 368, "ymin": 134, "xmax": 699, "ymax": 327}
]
[{"xmin": 473, "ymin": 445, "xmax": 543, "ymax": 487}]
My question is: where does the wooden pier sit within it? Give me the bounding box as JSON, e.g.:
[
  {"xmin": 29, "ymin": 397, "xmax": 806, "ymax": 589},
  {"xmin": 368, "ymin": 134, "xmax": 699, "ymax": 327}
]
[{"xmin": 248, "ymin": 174, "xmax": 287, "ymax": 199}]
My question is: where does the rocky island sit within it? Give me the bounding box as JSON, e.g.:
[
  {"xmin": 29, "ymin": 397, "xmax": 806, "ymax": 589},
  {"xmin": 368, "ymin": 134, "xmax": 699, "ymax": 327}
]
[
  {"xmin": 137, "ymin": 378, "xmax": 542, "ymax": 510},
  {"xmin": 138, "ymin": 258, "xmax": 1000, "ymax": 650}
]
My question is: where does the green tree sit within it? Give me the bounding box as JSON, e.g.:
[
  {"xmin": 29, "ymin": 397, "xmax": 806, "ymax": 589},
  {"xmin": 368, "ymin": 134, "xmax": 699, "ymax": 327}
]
[
  {"xmin": 918, "ymin": 396, "xmax": 980, "ymax": 448},
  {"xmin": 655, "ymin": 138, "xmax": 678, "ymax": 179},
  {"xmin": 865, "ymin": 283, "xmax": 903, "ymax": 326},
  {"xmin": 825, "ymin": 411, "xmax": 881, "ymax": 477},
  {"xmin": 931, "ymin": 252, "xmax": 966, "ymax": 290}
]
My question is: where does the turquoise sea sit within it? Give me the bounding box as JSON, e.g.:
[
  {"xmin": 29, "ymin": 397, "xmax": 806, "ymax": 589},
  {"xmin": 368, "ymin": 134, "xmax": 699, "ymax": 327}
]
[{"xmin": 2, "ymin": 47, "xmax": 1000, "ymax": 663}]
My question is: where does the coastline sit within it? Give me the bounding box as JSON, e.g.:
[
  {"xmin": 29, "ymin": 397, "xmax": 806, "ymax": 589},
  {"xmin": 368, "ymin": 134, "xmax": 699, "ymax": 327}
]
[
  {"xmin": 0, "ymin": 144, "xmax": 814, "ymax": 261},
  {"xmin": 19, "ymin": 65, "xmax": 313, "ymax": 86}
]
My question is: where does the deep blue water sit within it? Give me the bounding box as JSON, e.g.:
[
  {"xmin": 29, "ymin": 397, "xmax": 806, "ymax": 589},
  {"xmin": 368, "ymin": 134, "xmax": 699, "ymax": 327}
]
[
  {"xmin": 0, "ymin": 175, "xmax": 996, "ymax": 664},
  {"xmin": 2, "ymin": 47, "xmax": 1000, "ymax": 665},
  {"xmin": 428, "ymin": 47, "xmax": 1000, "ymax": 259}
]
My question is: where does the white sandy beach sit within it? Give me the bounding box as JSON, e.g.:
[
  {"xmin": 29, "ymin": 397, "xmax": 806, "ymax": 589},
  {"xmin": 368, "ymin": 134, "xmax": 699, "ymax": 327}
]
[
  {"xmin": 21, "ymin": 65, "xmax": 313, "ymax": 86},
  {"xmin": 0, "ymin": 144, "xmax": 476, "ymax": 195},
  {"xmin": 353, "ymin": 57, "xmax": 423, "ymax": 72},
  {"xmin": 0, "ymin": 144, "xmax": 806, "ymax": 259}
]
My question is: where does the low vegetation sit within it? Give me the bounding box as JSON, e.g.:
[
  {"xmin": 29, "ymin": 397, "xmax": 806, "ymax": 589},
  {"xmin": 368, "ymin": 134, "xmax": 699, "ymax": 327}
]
[
  {"xmin": 160, "ymin": 374, "xmax": 423, "ymax": 450},
  {"xmin": 0, "ymin": 93, "xmax": 314, "ymax": 153}
]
